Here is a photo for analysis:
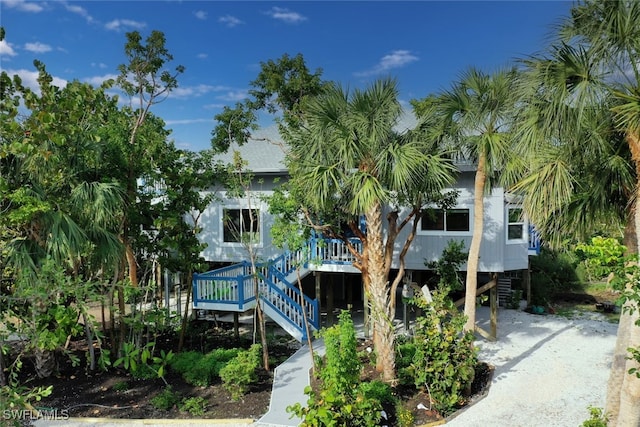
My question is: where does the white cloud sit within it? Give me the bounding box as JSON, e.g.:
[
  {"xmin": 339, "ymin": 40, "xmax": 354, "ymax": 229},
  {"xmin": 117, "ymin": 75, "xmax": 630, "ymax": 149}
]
[
  {"xmin": 104, "ymin": 19, "xmax": 146, "ymax": 32},
  {"xmin": 194, "ymin": 10, "xmax": 207, "ymax": 20},
  {"xmin": 165, "ymin": 118, "xmax": 212, "ymax": 126},
  {"xmin": 217, "ymin": 90, "xmax": 249, "ymax": 102},
  {"xmin": 204, "ymin": 103, "xmax": 226, "ymax": 110},
  {"xmin": 169, "ymin": 84, "xmax": 232, "ymax": 99},
  {"xmin": 0, "ymin": 40, "xmax": 17, "ymax": 57},
  {"xmin": 265, "ymin": 7, "xmax": 307, "ymax": 24},
  {"xmin": 63, "ymin": 2, "xmax": 94, "ymax": 23},
  {"xmin": 2, "ymin": 0, "xmax": 44, "ymax": 13},
  {"xmin": 24, "ymin": 42, "xmax": 52, "ymax": 53},
  {"xmin": 219, "ymin": 15, "xmax": 244, "ymax": 28},
  {"xmin": 91, "ymin": 62, "xmax": 108, "ymax": 69},
  {"xmin": 354, "ymin": 50, "xmax": 419, "ymax": 77},
  {"xmin": 83, "ymin": 73, "xmax": 119, "ymax": 87},
  {"xmin": 197, "ymin": 53, "xmax": 208, "ymax": 60},
  {"xmin": 4, "ymin": 68, "xmax": 68, "ymax": 93}
]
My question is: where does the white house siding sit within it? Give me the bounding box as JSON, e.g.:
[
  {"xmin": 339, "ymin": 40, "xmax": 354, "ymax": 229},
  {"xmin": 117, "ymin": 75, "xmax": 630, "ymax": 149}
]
[
  {"xmin": 198, "ymin": 175, "xmax": 287, "ymax": 264},
  {"xmin": 197, "ymin": 168, "xmax": 529, "ymax": 274},
  {"xmin": 390, "ymin": 171, "xmax": 528, "ymax": 273}
]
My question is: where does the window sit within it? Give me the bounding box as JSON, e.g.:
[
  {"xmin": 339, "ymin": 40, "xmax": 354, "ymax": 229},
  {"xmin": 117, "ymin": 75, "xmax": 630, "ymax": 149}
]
[
  {"xmin": 507, "ymin": 207, "xmax": 525, "ymax": 241},
  {"xmin": 223, "ymin": 208, "xmax": 260, "ymax": 244},
  {"xmin": 421, "ymin": 208, "xmax": 470, "ymax": 232}
]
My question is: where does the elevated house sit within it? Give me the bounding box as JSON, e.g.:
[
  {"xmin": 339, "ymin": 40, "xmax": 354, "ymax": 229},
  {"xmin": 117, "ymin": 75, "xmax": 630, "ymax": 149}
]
[{"xmin": 192, "ymin": 138, "xmax": 541, "ymax": 342}]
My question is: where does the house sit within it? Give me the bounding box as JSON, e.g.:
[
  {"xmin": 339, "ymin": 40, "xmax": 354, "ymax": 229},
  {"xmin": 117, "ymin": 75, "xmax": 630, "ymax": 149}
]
[{"xmin": 192, "ymin": 137, "xmax": 540, "ymax": 341}]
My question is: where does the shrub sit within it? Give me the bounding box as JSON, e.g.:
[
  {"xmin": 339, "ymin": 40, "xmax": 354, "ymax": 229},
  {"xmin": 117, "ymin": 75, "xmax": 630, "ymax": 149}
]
[
  {"xmin": 530, "ymin": 247, "xmax": 581, "ymax": 305},
  {"xmin": 180, "ymin": 396, "xmax": 207, "ymax": 416},
  {"xmin": 150, "ymin": 386, "xmax": 181, "ymax": 411},
  {"xmin": 318, "ymin": 311, "xmax": 361, "ymax": 394},
  {"xmin": 219, "ymin": 344, "xmax": 262, "ymax": 400},
  {"xmin": 287, "ymin": 311, "xmax": 384, "ymax": 426},
  {"xmin": 581, "ymin": 406, "xmax": 609, "ymax": 427},
  {"xmin": 409, "ymin": 285, "xmax": 477, "ymax": 415},
  {"xmin": 169, "ymin": 348, "xmax": 240, "ymax": 387}
]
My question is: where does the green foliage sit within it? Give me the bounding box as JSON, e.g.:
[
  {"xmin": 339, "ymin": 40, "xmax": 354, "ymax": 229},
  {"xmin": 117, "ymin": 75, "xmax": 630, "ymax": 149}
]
[
  {"xmin": 150, "ymin": 386, "xmax": 181, "ymax": 411},
  {"xmin": 288, "ymin": 311, "xmax": 385, "ymax": 426},
  {"xmin": 407, "ymin": 284, "xmax": 478, "ymax": 415},
  {"xmin": 581, "ymin": 406, "xmax": 609, "ymax": 427},
  {"xmin": 169, "ymin": 348, "xmax": 241, "ymax": 387},
  {"xmin": 112, "ymin": 381, "xmax": 129, "ymax": 392},
  {"xmin": 219, "ymin": 344, "xmax": 262, "ymax": 400},
  {"xmin": 425, "ymin": 239, "xmax": 468, "ymax": 291},
  {"xmin": 179, "ymin": 396, "xmax": 207, "ymax": 416},
  {"xmin": 113, "ymin": 341, "xmax": 173, "ymax": 384},
  {"xmin": 395, "ymin": 401, "xmax": 415, "ymax": 427},
  {"xmin": 529, "ymin": 247, "xmax": 581, "ymax": 306},
  {"xmin": 575, "ymin": 236, "xmax": 633, "ymax": 281},
  {"xmin": 317, "ymin": 311, "xmax": 361, "ymax": 393}
]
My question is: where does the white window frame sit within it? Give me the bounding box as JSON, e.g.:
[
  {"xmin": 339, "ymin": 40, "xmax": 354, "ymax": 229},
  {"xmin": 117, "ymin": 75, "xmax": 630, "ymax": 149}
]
[
  {"xmin": 220, "ymin": 205, "xmax": 263, "ymax": 247},
  {"xmin": 506, "ymin": 205, "xmax": 527, "ymax": 244},
  {"xmin": 418, "ymin": 206, "xmax": 473, "ymax": 236}
]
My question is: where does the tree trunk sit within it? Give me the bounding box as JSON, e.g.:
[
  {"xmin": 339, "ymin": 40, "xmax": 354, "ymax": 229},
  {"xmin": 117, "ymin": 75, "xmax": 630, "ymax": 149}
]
[
  {"xmin": 34, "ymin": 348, "xmax": 56, "ymax": 379},
  {"xmin": 366, "ymin": 202, "xmax": 396, "ymax": 383},
  {"xmin": 82, "ymin": 311, "xmax": 96, "ymax": 371},
  {"xmin": 607, "ymin": 130, "xmax": 640, "ymax": 425},
  {"xmin": 616, "ymin": 305, "xmax": 640, "ymax": 426},
  {"xmin": 464, "ymin": 153, "xmax": 487, "ymax": 332},
  {"xmin": 178, "ymin": 271, "xmax": 193, "ymax": 352}
]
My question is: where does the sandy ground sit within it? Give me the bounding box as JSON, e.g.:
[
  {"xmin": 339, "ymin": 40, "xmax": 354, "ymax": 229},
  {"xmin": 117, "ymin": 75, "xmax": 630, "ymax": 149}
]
[{"xmin": 445, "ymin": 306, "xmax": 618, "ymax": 427}]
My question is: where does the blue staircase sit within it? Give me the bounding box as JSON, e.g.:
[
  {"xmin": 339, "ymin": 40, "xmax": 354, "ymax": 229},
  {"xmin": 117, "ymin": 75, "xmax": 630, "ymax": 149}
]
[{"xmin": 193, "ymin": 249, "xmax": 320, "ymax": 342}]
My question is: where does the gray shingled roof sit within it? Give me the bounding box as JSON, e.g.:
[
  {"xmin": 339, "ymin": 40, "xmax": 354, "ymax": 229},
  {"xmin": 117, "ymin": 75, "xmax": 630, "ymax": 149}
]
[
  {"xmin": 214, "ymin": 126, "xmax": 287, "ymax": 173},
  {"xmin": 214, "ymin": 111, "xmax": 418, "ymax": 173}
]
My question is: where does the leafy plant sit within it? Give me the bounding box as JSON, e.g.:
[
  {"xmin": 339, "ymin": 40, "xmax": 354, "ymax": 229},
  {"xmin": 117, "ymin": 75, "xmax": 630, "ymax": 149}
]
[
  {"xmin": 112, "ymin": 381, "xmax": 129, "ymax": 392},
  {"xmin": 113, "ymin": 341, "xmax": 174, "ymax": 384},
  {"xmin": 408, "ymin": 285, "xmax": 477, "ymax": 415},
  {"xmin": 403, "ymin": 241, "xmax": 479, "ymax": 415},
  {"xmin": 179, "ymin": 396, "xmax": 207, "ymax": 416},
  {"xmin": 288, "ymin": 311, "xmax": 384, "ymax": 426},
  {"xmin": 169, "ymin": 348, "xmax": 240, "ymax": 387},
  {"xmin": 219, "ymin": 344, "xmax": 262, "ymax": 400},
  {"xmin": 150, "ymin": 386, "xmax": 181, "ymax": 411},
  {"xmin": 575, "ymin": 236, "xmax": 630, "ymax": 281},
  {"xmin": 581, "ymin": 406, "xmax": 609, "ymax": 427}
]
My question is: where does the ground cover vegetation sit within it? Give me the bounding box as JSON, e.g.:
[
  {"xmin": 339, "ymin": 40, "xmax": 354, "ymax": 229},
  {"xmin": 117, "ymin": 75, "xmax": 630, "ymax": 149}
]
[{"xmin": 3, "ymin": 0, "xmax": 640, "ymax": 424}]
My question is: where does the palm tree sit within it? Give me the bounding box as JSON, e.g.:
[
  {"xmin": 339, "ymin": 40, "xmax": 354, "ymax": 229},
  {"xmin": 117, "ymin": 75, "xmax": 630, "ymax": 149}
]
[
  {"xmin": 432, "ymin": 67, "xmax": 517, "ymax": 332},
  {"xmin": 510, "ymin": 1, "xmax": 640, "ymax": 424},
  {"xmin": 286, "ymin": 78, "xmax": 454, "ymax": 382}
]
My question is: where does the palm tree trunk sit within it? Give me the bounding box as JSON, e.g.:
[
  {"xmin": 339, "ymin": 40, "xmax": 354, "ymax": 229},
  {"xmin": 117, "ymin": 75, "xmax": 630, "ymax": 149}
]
[
  {"xmin": 464, "ymin": 153, "xmax": 486, "ymax": 332},
  {"xmin": 34, "ymin": 347, "xmax": 56, "ymax": 379},
  {"xmin": 607, "ymin": 131, "xmax": 640, "ymax": 425},
  {"xmin": 366, "ymin": 202, "xmax": 396, "ymax": 383}
]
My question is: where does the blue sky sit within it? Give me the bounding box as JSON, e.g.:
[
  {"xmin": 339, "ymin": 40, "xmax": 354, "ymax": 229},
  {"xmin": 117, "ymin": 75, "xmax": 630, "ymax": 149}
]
[{"xmin": 1, "ymin": 0, "xmax": 572, "ymax": 152}]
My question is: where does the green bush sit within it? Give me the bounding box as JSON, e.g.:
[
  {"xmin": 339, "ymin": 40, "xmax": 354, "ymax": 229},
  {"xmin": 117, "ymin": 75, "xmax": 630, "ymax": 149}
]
[
  {"xmin": 219, "ymin": 344, "xmax": 262, "ymax": 400},
  {"xmin": 179, "ymin": 396, "xmax": 207, "ymax": 416},
  {"xmin": 287, "ymin": 311, "xmax": 384, "ymax": 427},
  {"xmin": 409, "ymin": 285, "xmax": 477, "ymax": 415},
  {"xmin": 530, "ymin": 247, "xmax": 581, "ymax": 305},
  {"xmin": 318, "ymin": 311, "xmax": 361, "ymax": 394},
  {"xmin": 581, "ymin": 406, "xmax": 609, "ymax": 427},
  {"xmin": 169, "ymin": 348, "xmax": 240, "ymax": 387},
  {"xmin": 150, "ymin": 386, "xmax": 181, "ymax": 411}
]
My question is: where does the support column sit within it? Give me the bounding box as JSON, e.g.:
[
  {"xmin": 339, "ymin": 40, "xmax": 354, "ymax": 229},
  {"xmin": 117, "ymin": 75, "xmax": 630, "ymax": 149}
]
[
  {"xmin": 315, "ymin": 272, "xmax": 322, "ymax": 327},
  {"xmin": 327, "ymin": 274, "xmax": 335, "ymax": 326},
  {"xmin": 524, "ymin": 261, "xmax": 532, "ymax": 306}
]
